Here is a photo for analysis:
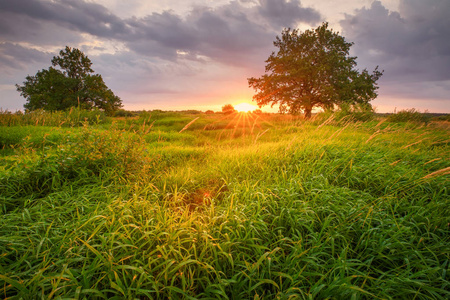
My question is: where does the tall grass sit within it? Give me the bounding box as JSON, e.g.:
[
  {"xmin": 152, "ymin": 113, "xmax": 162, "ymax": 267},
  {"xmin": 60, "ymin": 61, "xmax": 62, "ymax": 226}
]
[
  {"xmin": 0, "ymin": 108, "xmax": 109, "ymax": 127},
  {"xmin": 1, "ymin": 111, "xmax": 449, "ymax": 299}
]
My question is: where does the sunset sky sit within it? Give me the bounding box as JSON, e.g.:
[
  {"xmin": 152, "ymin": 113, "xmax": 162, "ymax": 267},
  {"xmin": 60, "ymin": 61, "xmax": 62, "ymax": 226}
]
[{"xmin": 1, "ymin": 0, "xmax": 449, "ymax": 113}]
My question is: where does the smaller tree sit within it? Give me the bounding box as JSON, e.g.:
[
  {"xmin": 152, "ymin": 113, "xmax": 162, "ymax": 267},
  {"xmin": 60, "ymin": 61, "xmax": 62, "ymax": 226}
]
[
  {"xmin": 16, "ymin": 46, "xmax": 122, "ymax": 113},
  {"xmin": 222, "ymin": 104, "xmax": 236, "ymax": 114}
]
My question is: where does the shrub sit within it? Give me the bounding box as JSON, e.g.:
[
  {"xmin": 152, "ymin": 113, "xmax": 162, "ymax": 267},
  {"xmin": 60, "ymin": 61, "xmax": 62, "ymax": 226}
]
[
  {"xmin": 0, "ymin": 124, "xmax": 149, "ymax": 206},
  {"xmin": 113, "ymin": 109, "xmax": 135, "ymax": 117},
  {"xmin": 182, "ymin": 110, "xmax": 202, "ymax": 114},
  {"xmin": 222, "ymin": 104, "xmax": 236, "ymax": 114},
  {"xmin": 312, "ymin": 105, "xmax": 375, "ymax": 126},
  {"xmin": 431, "ymin": 114, "xmax": 450, "ymax": 122},
  {"xmin": 0, "ymin": 109, "xmax": 24, "ymax": 126},
  {"xmin": 334, "ymin": 110, "xmax": 375, "ymax": 123},
  {"xmin": 334, "ymin": 103, "xmax": 375, "ymax": 122},
  {"xmin": 387, "ymin": 108, "xmax": 431, "ymax": 124}
]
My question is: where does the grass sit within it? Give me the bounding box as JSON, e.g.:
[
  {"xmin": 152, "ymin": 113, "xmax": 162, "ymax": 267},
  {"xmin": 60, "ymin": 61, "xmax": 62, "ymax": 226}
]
[
  {"xmin": 0, "ymin": 108, "xmax": 109, "ymax": 127},
  {"xmin": 0, "ymin": 110, "xmax": 449, "ymax": 299}
]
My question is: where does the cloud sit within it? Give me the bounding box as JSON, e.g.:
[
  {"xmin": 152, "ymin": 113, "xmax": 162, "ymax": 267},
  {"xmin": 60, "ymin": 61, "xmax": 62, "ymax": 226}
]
[
  {"xmin": 340, "ymin": 0, "xmax": 450, "ymax": 112},
  {"xmin": 0, "ymin": 0, "xmax": 322, "ymax": 112},
  {"xmin": 0, "ymin": 0, "xmax": 321, "ymax": 67},
  {"xmin": 340, "ymin": 0, "xmax": 450, "ymax": 83},
  {"xmin": 0, "ymin": 0, "xmax": 128, "ymax": 38},
  {"xmin": 0, "ymin": 0, "xmax": 322, "ymax": 111},
  {"xmin": 122, "ymin": 0, "xmax": 321, "ymax": 66},
  {"xmin": 0, "ymin": 42, "xmax": 51, "ymax": 75},
  {"xmin": 258, "ymin": 0, "xmax": 321, "ymax": 28}
]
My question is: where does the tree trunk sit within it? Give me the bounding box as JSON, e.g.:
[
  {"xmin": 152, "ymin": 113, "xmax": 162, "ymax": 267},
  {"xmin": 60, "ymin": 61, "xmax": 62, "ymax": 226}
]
[{"xmin": 304, "ymin": 107, "xmax": 312, "ymax": 119}]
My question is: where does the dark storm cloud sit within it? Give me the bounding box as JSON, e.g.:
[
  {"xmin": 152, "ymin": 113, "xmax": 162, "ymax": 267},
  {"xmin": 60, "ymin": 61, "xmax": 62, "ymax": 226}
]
[{"xmin": 340, "ymin": 0, "xmax": 450, "ymax": 83}]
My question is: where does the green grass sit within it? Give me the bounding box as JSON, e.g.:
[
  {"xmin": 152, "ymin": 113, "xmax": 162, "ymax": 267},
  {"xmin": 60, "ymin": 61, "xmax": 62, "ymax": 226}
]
[
  {"xmin": 1, "ymin": 111, "xmax": 449, "ymax": 299},
  {"xmin": 0, "ymin": 108, "xmax": 109, "ymax": 127}
]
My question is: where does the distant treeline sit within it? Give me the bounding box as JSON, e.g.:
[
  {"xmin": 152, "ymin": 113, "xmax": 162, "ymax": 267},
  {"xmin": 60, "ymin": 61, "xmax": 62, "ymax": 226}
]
[{"xmin": 1, "ymin": 108, "xmax": 448, "ymax": 127}]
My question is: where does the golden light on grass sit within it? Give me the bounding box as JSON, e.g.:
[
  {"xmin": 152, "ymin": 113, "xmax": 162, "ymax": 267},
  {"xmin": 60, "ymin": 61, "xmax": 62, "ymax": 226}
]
[
  {"xmin": 235, "ymin": 102, "xmax": 257, "ymax": 113},
  {"xmin": 179, "ymin": 117, "xmax": 199, "ymax": 133},
  {"xmin": 203, "ymin": 103, "xmax": 269, "ymax": 141}
]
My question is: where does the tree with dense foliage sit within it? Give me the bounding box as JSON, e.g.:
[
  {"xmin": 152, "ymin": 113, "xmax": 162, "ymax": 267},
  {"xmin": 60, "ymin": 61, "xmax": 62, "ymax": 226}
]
[
  {"xmin": 222, "ymin": 104, "xmax": 236, "ymax": 114},
  {"xmin": 248, "ymin": 23, "xmax": 383, "ymax": 118},
  {"xmin": 16, "ymin": 46, "xmax": 122, "ymax": 114}
]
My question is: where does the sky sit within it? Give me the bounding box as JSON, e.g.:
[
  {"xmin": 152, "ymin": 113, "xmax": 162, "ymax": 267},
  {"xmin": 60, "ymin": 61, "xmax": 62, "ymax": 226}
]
[{"xmin": 1, "ymin": 0, "xmax": 449, "ymax": 113}]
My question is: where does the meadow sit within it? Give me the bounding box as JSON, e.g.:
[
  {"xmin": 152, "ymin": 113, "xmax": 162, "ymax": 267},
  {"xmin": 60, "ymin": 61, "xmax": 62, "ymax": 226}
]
[{"xmin": 0, "ymin": 109, "xmax": 449, "ymax": 299}]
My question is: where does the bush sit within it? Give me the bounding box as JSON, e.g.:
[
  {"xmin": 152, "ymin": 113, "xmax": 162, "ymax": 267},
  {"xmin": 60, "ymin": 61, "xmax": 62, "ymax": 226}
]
[
  {"xmin": 0, "ymin": 110, "xmax": 24, "ymax": 126},
  {"xmin": 387, "ymin": 108, "xmax": 431, "ymax": 124},
  {"xmin": 0, "ymin": 125, "xmax": 149, "ymax": 206},
  {"xmin": 431, "ymin": 114, "xmax": 450, "ymax": 122},
  {"xmin": 181, "ymin": 110, "xmax": 202, "ymax": 114},
  {"xmin": 113, "ymin": 109, "xmax": 135, "ymax": 117},
  {"xmin": 336, "ymin": 111, "xmax": 375, "ymax": 122},
  {"xmin": 222, "ymin": 104, "xmax": 236, "ymax": 114},
  {"xmin": 335, "ymin": 103, "xmax": 375, "ymax": 122},
  {"xmin": 312, "ymin": 105, "xmax": 375, "ymax": 126}
]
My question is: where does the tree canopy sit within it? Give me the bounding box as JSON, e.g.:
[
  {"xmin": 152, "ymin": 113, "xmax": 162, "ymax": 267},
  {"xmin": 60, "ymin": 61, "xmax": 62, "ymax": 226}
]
[
  {"xmin": 222, "ymin": 104, "xmax": 236, "ymax": 114},
  {"xmin": 16, "ymin": 46, "xmax": 122, "ymax": 113},
  {"xmin": 248, "ymin": 23, "xmax": 383, "ymax": 118}
]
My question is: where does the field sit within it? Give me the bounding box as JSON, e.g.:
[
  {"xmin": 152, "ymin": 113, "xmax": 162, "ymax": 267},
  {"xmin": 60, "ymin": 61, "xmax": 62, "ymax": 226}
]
[{"xmin": 1, "ymin": 109, "xmax": 449, "ymax": 299}]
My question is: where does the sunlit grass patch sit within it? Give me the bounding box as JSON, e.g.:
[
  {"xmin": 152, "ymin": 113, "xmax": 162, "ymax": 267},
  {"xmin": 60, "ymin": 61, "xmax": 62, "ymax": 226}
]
[{"xmin": 0, "ymin": 111, "xmax": 449, "ymax": 299}]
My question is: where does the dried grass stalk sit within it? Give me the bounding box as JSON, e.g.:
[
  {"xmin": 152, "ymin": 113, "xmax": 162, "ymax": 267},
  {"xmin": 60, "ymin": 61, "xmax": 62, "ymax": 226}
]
[
  {"xmin": 365, "ymin": 130, "xmax": 381, "ymax": 144},
  {"xmin": 424, "ymin": 158, "xmax": 442, "ymax": 165},
  {"xmin": 179, "ymin": 117, "xmax": 199, "ymax": 133},
  {"xmin": 402, "ymin": 139, "xmax": 425, "ymax": 149},
  {"xmin": 423, "ymin": 166, "xmax": 450, "ymax": 179},
  {"xmin": 317, "ymin": 115, "xmax": 335, "ymax": 130}
]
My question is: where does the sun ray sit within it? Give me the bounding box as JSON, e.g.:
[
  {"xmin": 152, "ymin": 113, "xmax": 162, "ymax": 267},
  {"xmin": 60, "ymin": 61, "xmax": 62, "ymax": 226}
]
[
  {"xmin": 202, "ymin": 105, "xmax": 273, "ymax": 142},
  {"xmin": 218, "ymin": 112, "xmax": 241, "ymax": 141},
  {"xmin": 232, "ymin": 111, "xmax": 245, "ymax": 138}
]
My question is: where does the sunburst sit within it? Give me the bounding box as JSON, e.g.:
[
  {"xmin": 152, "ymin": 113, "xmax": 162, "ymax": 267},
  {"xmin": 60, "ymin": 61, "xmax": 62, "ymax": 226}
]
[{"xmin": 235, "ymin": 102, "xmax": 257, "ymax": 113}]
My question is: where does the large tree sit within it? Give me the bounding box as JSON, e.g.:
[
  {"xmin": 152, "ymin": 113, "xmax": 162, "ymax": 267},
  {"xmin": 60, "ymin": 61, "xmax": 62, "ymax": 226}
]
[
  {"xmin": 16, "ymin": 46, "xmax": 122, "ymax": 113},
  {"xmin": 248, "ymin": 23, "xmax": 383, "ymax": 118}
]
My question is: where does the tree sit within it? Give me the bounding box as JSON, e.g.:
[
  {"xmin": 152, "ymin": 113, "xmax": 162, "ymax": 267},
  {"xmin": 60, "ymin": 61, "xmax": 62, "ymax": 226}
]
[
  {"xmin": 16, "ymin": 46, "xmax": 122, "ymax": 113},
  {"xmin": 248, "ymin": 23, "xmax": 383, "ymax": 119},
  {"xmin": 222, "ymin": 104, "xmax": 236, "ymax": 114}
]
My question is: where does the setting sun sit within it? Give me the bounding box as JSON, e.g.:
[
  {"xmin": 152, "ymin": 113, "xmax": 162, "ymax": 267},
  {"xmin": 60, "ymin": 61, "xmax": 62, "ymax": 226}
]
[{"xmin": 235, "ymin": 102, "xmax": 257, "ymax": 112}]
